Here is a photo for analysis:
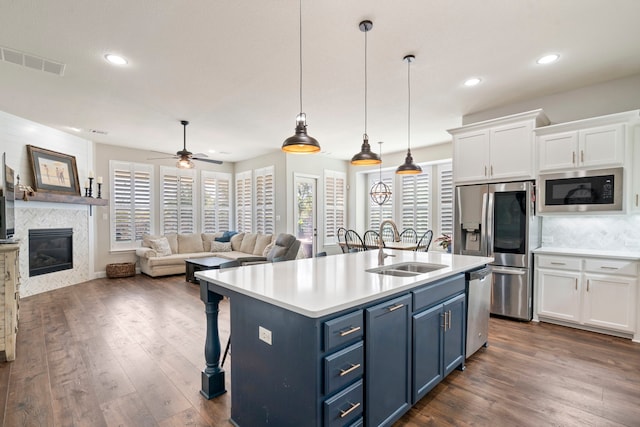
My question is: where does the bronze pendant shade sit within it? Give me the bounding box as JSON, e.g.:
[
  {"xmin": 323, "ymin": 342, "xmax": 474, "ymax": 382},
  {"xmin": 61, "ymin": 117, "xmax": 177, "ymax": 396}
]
[{"xmin": 396, "ymin": 54, "xmax": 422, "ymax": 174}]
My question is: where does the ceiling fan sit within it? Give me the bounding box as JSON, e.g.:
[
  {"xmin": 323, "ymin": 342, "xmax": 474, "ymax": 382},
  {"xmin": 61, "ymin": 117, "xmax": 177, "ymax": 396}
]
[{"xmin": 148, "ymin": 120, "xmax": 223, "ymax": 168}]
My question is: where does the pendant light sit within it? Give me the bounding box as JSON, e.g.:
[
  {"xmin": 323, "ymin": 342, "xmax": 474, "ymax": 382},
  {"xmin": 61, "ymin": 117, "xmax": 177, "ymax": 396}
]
[
  {"xmin": 369, "ymin": 141, "xmax": 392, "ymax": 205},
  {"xmin": 351, "ymin": 20, "xmax": 381, "ymax": 165},
  {"xmin": 282, "ymin": 0, "xmax": 320, "ymax": 154},
  {"xmin": 396, "ymin": 54, "xmax": 422, "ymax": 175}
]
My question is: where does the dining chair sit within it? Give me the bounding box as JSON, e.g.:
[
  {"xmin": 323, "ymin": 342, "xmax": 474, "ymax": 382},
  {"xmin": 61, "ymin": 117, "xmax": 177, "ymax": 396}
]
[
  {"xmin": 345, "ymin": 229, "xmax": 367, "ymax": 252},
  {"xmin": 416, "ymin": 230, "xmax": 434, "ymax": 252},
  {"xmin": 337, "ymin": 227, "xmax": 348, "ymax": 253},
  {"xmin": 399, "ymin": 228, "xmax": 418, "ymax": 244},
  {"xmin": 363, "ymin": 230, "xmax": 383, "ymax": 249}
]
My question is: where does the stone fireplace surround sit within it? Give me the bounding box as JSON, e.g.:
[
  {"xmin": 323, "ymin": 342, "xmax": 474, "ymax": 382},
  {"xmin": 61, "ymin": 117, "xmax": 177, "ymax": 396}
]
[{"xmin": 14, "ymin": 203, "xmax": 90, "ymax": 297}]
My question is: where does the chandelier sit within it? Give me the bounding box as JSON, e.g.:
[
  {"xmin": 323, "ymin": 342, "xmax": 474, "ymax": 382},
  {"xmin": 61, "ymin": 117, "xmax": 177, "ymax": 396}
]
[{"xmin": 369, "ymin": 141, "xmax": 392, "ymax": 205}]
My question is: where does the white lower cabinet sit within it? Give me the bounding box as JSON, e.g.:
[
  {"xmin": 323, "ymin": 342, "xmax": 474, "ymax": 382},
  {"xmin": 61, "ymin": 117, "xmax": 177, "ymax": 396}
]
[{"xmin": 535, "ymin": 254, "xmax": 637, "ymax": 335}]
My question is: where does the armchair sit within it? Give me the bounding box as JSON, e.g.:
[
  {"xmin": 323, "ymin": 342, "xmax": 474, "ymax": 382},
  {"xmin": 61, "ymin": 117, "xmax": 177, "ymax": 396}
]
[{"xmin": 222, "ymin": 233, "xmax": 301, "ymax": 267}]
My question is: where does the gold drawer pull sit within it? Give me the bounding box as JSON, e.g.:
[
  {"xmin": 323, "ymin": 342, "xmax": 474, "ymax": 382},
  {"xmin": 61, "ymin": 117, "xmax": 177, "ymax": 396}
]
[
  {"xmin": 388, "ymin": 303, "xmax": 404, "ymax": 312},
  {"xmin": 339, "ymin": 326, "xmax": 361, "ymax": 337},
  {"xmin": 550, "ymin": 262, "xmax": 566, "ymax": 265},
  {"xmin": 340, "ymin": 402, "xmax": 361, "ymax": 418},
  {"xmin": 599, "ymin": 266, "xmax": 618, "ymax": 270},
  {"xmin": 339, "ymin": 363, "xmax": 361, "ymax": 376}
]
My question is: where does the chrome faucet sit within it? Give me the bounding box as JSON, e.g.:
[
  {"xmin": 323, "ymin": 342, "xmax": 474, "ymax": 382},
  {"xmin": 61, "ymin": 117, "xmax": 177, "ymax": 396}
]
[{"xmin": 378, "ymin": 219, "xmax": 400, "ymax": 265}]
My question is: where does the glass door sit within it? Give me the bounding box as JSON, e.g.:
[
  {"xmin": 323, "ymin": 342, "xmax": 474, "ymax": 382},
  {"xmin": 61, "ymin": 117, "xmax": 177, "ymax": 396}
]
[{"xmin": 294, "ymin": 175, "xmax": 317, "ymax": 257}]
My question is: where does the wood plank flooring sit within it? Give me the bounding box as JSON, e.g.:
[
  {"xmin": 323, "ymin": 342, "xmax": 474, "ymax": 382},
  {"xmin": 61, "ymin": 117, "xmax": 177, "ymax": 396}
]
[{"xmin": 1, "ymin": 274, "xmax": 639, "ymax": 426}]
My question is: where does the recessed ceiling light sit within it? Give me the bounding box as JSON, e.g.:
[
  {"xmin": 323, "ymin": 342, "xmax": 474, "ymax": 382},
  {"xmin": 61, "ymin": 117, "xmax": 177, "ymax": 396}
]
[
  {"xmin": 464, "ymin": 77, "xmax": 481, "ymax": 87},
  {"xmin": 104, "ymin": 53, "xmax": 128, "ymax": 65},
  {"xmin": 69, "ymin": 127, "xmax": 81, "ymax": 132},
  {"xmin": 208, "ymin": 149, "xmax": 216, "ymax": 153},
  {"xmin": 537, "ymin": 54, "xmax": 559, "ymax": 65}
]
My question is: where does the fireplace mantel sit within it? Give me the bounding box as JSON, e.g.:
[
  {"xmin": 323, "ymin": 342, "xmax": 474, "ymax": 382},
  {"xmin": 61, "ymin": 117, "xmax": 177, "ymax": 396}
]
[{"xmin": 15, "ymin": 190, "xmax": 107, "ymax": 206}]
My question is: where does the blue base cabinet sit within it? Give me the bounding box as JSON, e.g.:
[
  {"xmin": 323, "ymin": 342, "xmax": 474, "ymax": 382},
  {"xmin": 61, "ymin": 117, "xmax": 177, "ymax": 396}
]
[
  {"xmin": 204, "ymin": 272, "xmax": 468, "ymax": 426},
  {"xmin": 412, "ymin": 275, "xmax": 466, "ymax": 403},
  {"xmin": 365, "ymin": 294, "xmax": 412, "ymax": 427}
]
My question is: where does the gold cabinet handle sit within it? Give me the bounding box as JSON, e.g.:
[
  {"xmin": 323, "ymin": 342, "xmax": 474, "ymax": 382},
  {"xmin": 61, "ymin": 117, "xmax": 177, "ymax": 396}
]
[
  {"xmin": 484, "ymin": 165, "xmax": 487, "ymax": 176},
  {"xmin": 339, "ymin": 363, "xmax": 361, "ymax": 377},
  {"xmin": 340, "ymin": 402, "xmax": 361, "ymax": 418},
  {"xmin": 575, "ymin": 278, "xmax": 578, "ymax": 291},
  {"xmin": 581, "ymin": 150, "xmax": 584, "ymax": 163},
  {"xmin": 586, "ymin": 280, "xmax": 590, "ymax": 292},
  {"xmin": 636, "ymin": 194, "xmax": 639, "ymax": 207},
  {"xmin": 599, "ymin": 266, "xmax": 618, "ymax": 270},
  {"xmin": 339, "ymin": 326, "xmax": 361, "ymax": 337},
  {"xmin": 550, "ymin": 262, "xmax": 566, "ymax": 265},
  {"xmin": 572, "ymin": 151, "xmax": 576, "ymax": 164},
  {"xmin": 490, "ymin": 165, "xmax": 493, "ymax": 177},
  {"xmin": 388, "ymin": 303, "xmax": 404, "ymax": 312}
]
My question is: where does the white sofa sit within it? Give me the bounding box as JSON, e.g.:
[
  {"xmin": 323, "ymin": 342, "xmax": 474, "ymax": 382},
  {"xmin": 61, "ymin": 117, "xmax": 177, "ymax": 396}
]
[{"xmin": 135, "ymin": 232, "xmax": 275, "ymax": 277}]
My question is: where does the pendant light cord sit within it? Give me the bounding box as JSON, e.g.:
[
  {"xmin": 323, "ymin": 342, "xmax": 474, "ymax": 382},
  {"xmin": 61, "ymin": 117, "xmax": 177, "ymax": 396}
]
[
  {"xmin": 407, "ymin": 57, "xmax": 411, "ymax": 151},
  {"xmin": 364, "ymin": 26, "xmax": 368, "ymax": 136},
  {"xmin": 299, "ymin": 0, "xmax": 303, "ymax": 115}
]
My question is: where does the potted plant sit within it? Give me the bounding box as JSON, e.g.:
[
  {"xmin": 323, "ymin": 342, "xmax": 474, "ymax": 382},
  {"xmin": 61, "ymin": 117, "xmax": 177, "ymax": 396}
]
[{"xmin": 435, "ymin": 233, "xmax": 452, "ymax": 252}]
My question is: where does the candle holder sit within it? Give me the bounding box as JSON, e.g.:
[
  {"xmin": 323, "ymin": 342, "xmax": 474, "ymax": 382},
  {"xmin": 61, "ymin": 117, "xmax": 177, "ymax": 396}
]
[
  {"xmin": 97, "ymin": 183, "xmax": 102, "ymax": 199},
  {"xmin": 88, "ymin": 177, "xmax": 94, "ymax": 198}
]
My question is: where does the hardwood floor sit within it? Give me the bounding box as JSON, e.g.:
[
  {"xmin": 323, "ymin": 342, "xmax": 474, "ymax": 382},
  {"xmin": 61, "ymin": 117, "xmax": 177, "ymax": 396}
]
[{"xmin": 1, "ymin": 274, "xmax": 638, "ymax": 426}]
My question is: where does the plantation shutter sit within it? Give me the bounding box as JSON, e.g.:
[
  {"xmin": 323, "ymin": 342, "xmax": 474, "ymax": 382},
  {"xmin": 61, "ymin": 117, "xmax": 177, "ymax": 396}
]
[
  {"xmin": 255, "ymin": 166, "xmax": 275, "ymax": 234},
  {"xmin": 235, "ymin": 170, "xmax": 253, "ymax": 232},
  {"xmin": 110, "ymin": 161, "xmax": 153, "ymax": 250},
  {"xmin": 202, "ymin": 171, "xmax": 232, "ymax": 233},
  {"xmin": 438, "ymin": 163, "xmax": 454, "ymax": 236},
  {"xmin": 324, "ymin": 170, "xmax": 346, "ymax": 243},
  {"xmin": 400, "ymin": 172, "xmax": 430, "ymax": 235},
  {"xmin": 368, "ymin": 171, "xmax": 394, "ymax": 231},
  {"xmin": 160, "ymin": 166, "xmax": 197, "ymax": 234}
]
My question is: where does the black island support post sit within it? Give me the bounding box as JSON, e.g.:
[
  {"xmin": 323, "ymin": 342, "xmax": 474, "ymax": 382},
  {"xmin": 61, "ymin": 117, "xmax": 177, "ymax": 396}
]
[{"xmin": 199, "ymin": 279, "xmax": 226, "ymax": 399}]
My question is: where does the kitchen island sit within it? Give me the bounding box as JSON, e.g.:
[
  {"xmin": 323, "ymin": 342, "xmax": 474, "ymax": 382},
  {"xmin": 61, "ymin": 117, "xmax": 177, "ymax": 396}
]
[{"xmin": 196, "ymin": 250, "xmax": 492, "ymax": 427}]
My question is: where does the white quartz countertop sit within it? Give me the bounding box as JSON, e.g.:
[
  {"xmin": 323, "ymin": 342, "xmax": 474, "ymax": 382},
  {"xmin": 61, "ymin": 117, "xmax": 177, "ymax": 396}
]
[
  {"xmin": 196, "ymin": 250, "xmax": 493, "ymax": 318},
  {"xmin": 533, "ymin": 247, "xmax": 640, "ymax": 260}
]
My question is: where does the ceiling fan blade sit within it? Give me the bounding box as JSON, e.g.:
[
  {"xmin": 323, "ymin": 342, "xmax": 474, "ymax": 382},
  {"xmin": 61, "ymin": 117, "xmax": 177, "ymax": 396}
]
[
  {"xmin": 147, "ymin": 156, "xmax": 178, "ymax": 160},
  {"xmin": 193, "ymin": 157, "xmax": 223, "ymax": 165},
  {"xmin": 192, "ymin": 152, "xmax": 208, "ymax": 158}
]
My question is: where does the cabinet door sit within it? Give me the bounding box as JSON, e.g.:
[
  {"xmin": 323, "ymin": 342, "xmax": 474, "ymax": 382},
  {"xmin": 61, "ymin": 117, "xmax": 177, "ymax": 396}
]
[
  {"xmin": 632, "ymin": 124, "xmax": 640, "ymax": 212},
  {"xmin": 579, "ymin": 124, "xmax": 625, "ymax": 168},
  {"xmin": 453, "ymin": 130, "xmax": 490, "ymax": 183},
  {"xmin": 442, "ymin": 293, "xmax": 466, "ymax": 376},
  {"xmin": 536, "ymin": 268, "xmax": 581, "ymax": 322},
  {"xmin": 582, "ymin": 275, "xmax": 637, "ymax": 333},
  {"xmin": 365, "ymin": 294, "xmax": 411, "ymax": 427},
  {"xmin": 538, "ymin": 131, "xmax": 578, "ymax": 172},
  {"xmin": 489, "ymin": 121, "xmax": 534, "ymax": 181},
  {"xmin": 412, "ymin": 304, "xmax": 443, "ymax": 403}
]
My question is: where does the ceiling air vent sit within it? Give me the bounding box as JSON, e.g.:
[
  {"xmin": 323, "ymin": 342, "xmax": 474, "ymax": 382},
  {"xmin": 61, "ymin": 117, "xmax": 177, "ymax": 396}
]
[
  {"xmin": 88, "ymin": 129, "xmax": 109, "ymax": 136},
  {"xmin": 1, "ymin": 46, "xmax": 66, "ymax": 76}
]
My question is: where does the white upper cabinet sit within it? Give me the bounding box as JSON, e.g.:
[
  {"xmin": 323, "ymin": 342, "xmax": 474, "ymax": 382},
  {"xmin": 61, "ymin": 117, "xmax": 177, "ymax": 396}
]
[
  {"xmin": 535, "ymin": 111, "xmax": 639, "ymax": 173},
  {"xmin": 449, "ymin": 109, "xmax": 549, "ymax": 184}
]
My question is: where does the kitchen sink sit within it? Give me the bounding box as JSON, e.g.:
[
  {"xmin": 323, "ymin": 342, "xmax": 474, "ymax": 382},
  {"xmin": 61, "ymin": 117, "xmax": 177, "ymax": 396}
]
[{"xmin": 366, "ymin": 262, "xmax": 447, "ymax": 277}]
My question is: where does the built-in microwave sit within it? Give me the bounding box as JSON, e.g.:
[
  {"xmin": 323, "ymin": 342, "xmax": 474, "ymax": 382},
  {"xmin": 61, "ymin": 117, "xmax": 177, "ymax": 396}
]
[{"xmin": 538, "ymin": 167, "xmax": 623, "ymax": 213}]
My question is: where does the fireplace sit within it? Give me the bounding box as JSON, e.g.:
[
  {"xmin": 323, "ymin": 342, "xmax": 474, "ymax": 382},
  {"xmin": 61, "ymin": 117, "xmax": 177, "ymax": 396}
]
[{"xmin": 29, "ymin": 228, "xmax": 73, "ymax": 277}]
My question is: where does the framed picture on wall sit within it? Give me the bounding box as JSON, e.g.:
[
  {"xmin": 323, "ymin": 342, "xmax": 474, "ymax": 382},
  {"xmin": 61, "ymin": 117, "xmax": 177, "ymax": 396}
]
[{"xmin": 27, "ymin": 145, "xmax": 81, "ymax": 196}]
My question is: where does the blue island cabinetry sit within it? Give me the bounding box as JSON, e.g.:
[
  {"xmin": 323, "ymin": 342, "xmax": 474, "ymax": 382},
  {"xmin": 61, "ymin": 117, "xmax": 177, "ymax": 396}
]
[{"xmin": 203, "ymin": 271, "xmax": 467, "ymax": 427}]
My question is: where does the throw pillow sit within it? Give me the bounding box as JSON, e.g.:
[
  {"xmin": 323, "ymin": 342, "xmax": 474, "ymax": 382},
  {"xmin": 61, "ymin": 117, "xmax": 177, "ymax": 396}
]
[
  {"xmin": 142, "ymin": 234, "xmax": 162, "ymax": 248},
  {"xmin": 210, "ymin": 241, "xmax": 232, "ymax": 252},
  {"xmin": 230, "ymin": 232, "xmax": 245, "ymax": 251},
  {"xmin": 240, "ymin": 233, "xmax": 258, "ymax": 254},
  {"xmin": 267, "ymin": 244, "xmax": 287, "ymax": 261},
  {"xmin": 253, "ymin": 234, "xmax": 273, "ymax": 256},
  {"xmin": 215, "ymin": 230, "xmax": 239, "ymax": 242},
  {"xmin": 262, "ymin": 242, "xmax": 275, "ymax": 257},
  {"xmin": 178, "ymin": 233, "xmax": 204, "ymax": 253},
  {"xmin": 149, "ymin": 237, "xmax": 172, "ymax": 257}
]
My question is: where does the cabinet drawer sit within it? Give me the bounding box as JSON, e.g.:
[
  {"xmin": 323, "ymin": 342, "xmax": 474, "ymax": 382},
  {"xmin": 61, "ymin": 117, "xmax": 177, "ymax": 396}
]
[
  {"xmin": 324, "ymin": 310, "xmax": 363, "ymax": 352},
  {"xmin": 536, "ymin": 255, "xmax": 581, "ymax": 271},
  {"xmin": 413, "ymin": 274, "xmax": 464, "ymax": 312},
  {"xmin": 323, "ymin": 379, "xmax": 363, "ymax": 427},
  {"xmin": 324, "ymin": 341, "xmax": 364, "ymax": 395},
  {"xmin": 584, "ymin": 258, "xmax": 638, "ymax": 276}
]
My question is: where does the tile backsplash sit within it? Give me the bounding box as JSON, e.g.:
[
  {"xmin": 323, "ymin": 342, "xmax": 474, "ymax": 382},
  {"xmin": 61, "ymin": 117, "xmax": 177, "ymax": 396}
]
[{"xmin": 541, "ymin": 215, "xmax": 640, "ymax": 250}]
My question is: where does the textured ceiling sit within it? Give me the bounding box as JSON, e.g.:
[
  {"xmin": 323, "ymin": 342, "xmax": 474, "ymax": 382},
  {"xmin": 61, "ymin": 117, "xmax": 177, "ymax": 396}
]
[{"xmin": 1, "ymin": 0, "xmax": 640, "ymax": 162}]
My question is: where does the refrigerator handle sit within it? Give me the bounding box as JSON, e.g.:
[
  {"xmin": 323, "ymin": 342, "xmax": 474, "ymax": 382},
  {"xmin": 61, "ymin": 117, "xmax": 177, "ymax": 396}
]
[
  {"xmin": 491, "ymin": 266, "xmax": 526, "ymax": 275},
  {"xmin": 486, "ymin": 190, "xmax": 494, "ymax": 257}
]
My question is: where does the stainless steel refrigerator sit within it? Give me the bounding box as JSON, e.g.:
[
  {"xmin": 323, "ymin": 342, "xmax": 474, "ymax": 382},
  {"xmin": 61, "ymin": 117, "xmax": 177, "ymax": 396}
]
[{"xmin": 454, "ymin": 181, "xmax": 540, "ymax": 320}]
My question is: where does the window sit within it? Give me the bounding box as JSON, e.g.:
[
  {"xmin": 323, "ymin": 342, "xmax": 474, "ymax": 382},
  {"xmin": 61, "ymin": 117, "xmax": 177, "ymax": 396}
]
[
  {"xmin": 160, "ymin": 166, "xmax": 196, "ymax": 234},
  {"xmin": 368, "ymin": 171, "xmax": 394, "ymax": 232},
  {"xmin": 400, "ymin": 172, "xmax": 430, "ymax": 235},
  {"xmin": 255, "ymin": 166, "xmax": 275, "ymax": 234},
  {"xmin": 437, "ymin": 163, "xmax": 453, "ymax": 236},
  {"xmin": 110, "ymin": 161, "xmax": 153, "ymax": 250},
  {"xmin": 324, "ymin": 170, "xmax": 346, "ymax": 243},
  {"xmin": 235, "ymin": 170, "xmax": 252, "ymax": 232},
  {"xmin": 366, "ymin": 160, "xmax": 453, "ymax": 239},
  {"xmin": 201, "ymin": 171, "xmax": 232, "ymax": 233}
]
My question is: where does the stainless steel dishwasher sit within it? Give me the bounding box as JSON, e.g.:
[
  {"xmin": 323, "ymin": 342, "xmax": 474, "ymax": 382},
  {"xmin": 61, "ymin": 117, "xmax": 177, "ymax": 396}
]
[{"xmin": 466, "ymin": 267, "xmax": 491, "ymax": 358}]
